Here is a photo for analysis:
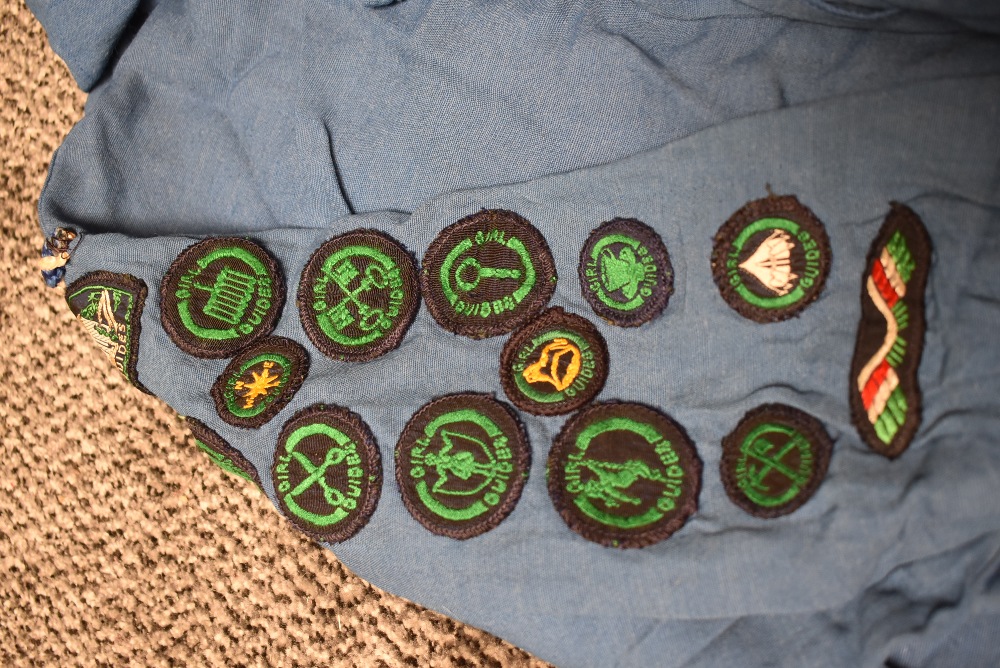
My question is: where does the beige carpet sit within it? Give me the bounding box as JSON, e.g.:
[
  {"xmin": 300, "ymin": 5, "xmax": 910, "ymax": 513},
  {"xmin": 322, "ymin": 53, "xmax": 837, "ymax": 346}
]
[{"xmin": 0, "ymin": 3, "xmax": 549, "ymax": 665}]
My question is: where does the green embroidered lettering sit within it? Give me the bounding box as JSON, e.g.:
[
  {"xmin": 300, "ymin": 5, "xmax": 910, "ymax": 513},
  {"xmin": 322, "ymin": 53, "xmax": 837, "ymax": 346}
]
[
  {"xmin": 548, "ymin": 403, "xmax": 701, "ymax": 548},
  {"xmin": 722, "ymin": 404, "xmax": 833, "ymax": 517},
  {"xmin": 711, "ymin": 196, "xmax": 831, "ymax": 323},
  {"xmin": 501, "ymin": 309, "xmax": 608, "ymax": 416},
  {"xmin": 299, "ymin": 231, "xmax": 419, "ymax": 361},
  {"xmin": 396, "ymin": 394, "xmax": 530, "ymax": 538},
  {"xmin": 271, "ymin": 406, "xmax": 383, "ymax": 541}
]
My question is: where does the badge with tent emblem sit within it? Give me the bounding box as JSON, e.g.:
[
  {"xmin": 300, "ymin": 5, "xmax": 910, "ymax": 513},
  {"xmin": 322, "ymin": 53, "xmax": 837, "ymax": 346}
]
[{"xmin": 711, "ymin": 194, "xmax": 831, "ymax": 323}]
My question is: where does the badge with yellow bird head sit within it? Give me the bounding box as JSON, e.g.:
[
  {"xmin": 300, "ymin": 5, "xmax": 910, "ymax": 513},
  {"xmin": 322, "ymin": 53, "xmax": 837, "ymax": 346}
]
[{"xmin": 500, "ymin": 308, "xmax": 609, "ymax": 415}]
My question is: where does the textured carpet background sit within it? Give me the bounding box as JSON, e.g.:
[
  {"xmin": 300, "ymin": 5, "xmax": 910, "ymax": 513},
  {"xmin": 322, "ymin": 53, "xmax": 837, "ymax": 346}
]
[{"xmin": 0, "ymin": 3, "xmax": 549, "ymax": 665}]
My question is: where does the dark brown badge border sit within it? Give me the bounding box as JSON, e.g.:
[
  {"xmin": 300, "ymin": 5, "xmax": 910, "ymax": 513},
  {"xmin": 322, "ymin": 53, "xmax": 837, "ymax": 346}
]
[
  {"xmin": 395, "ymin": 393, "xmax": 531, "ymax": 540},
  {"xmin": 185, "ymin": 416, "xmax": 262, "ymax": 487},
  {"xmin": 210, "ymin": 336, "xmax": 310, "ymax": 429},
  {"xmin": 578, "ymin": 217, "xmax": 674, "ymax": 327},
  {"xmin": 271, "ymin": 404, "xmax": 382, "ymax": 544},
  {"xmin": 420, "ymin": 209, "xmax": 557, "ymax": 339},
  {"xmin": 710, "ymin": 194, "xmax": 831, "ymax": 323},
  {"xmin": 719, "ymin": 403, "xmax": 833, "ymax": 518},
  {"xmin": 296, "ymin": 229, "xmax": 421, "ymax": 362},
  {"xmin": 547, "ymin": 401, "xmax": 702, "ymax": 549},
  {"xmin": 66, "ymin": 270, "xmax": 152, "ymax": 394},
  {"xmin": 499, "ymin": 307, "xmax": 609, "ymax": 416},
  {"xmin": 160, "ymin": 237, "xmax": 286, "ymax": 359},
  {"xmin": 848, "ymin": 203, "xmax": 931, "ymax": 459}
]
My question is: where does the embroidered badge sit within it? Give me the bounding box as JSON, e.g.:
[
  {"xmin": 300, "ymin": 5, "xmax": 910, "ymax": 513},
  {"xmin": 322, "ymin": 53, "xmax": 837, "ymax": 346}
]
[
  {"xmin": 185, "ymin": 417, "xmax": 261, "ymax": 486},
  {"xmin": 547, "ymin": 402, "xmax": 701, "ymax": 548},
  {"xmin": 720, "ymin": 404, "xmax": 832, "ymax": 518},
  {"xmin": 578, "ymin": 218, "xmax": 673, "ymax": 327},
  {"xmin": 395, "ymin": 394, "xmax": 530, "ymax": 539},
  {"xmin": 272, "ymin": 405, "xmax": 382, "ymax": 542},
  {"xmin": 499, "ymin": 308, "xmax": 608, "ymax": 416},
  {"xmin": 297, "ymin": 229, "xmax": 420, "ymax": 362},
  {"xmin": 66, "ymin": 271, "xmax": 151, "ymax": 394},
  {"xmin": 711, "ymin": 194, "xmax": 831, "ymax": 322},
  {"xmin": 421, "ymin": 209, "xmax": 557, "ymax": 339},
  {"xmin": 849, "ymin": 203, "xmax": 930, "ymax": 458},
  {"xmin": 210, "ymin": 337, "xmax": 309, "ymax": 429},
  {"xmin": 161, "ymin": 237, "xmax": 285, "ymax": 358}
]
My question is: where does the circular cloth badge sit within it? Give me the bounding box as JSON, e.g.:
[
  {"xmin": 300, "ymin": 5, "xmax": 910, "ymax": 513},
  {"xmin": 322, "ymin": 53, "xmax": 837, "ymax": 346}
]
[
  {"xmin": 210, "ymin": 337, "xmax": 309, "ymax": 429},
  {"xmin": 272, "ymin": 405, "xmax": 382, "ymax": 543},
  {"xmin": 421, "ymin": 209, "xmax": 557, "ymax": 339},
  {"xmin": 66, "ymin": 270, "xmax": 151, "ymax": 394},
  {"xmin": 186, "ymin": 417, "xmax": 261, "ymax": 487},
  {"xmin": 499, "ymin": 308, "xmax": 608, "ymax": 416},
  {"xmin": 161, "ymin": 237, "xmax": 285, "ymax": 358},
  {"xmin": 395, "ymin": 394, "xmax": 530, "ymax": 539},
  {"xmin": 298, "ymin": 229, "xmax": 420, "ymax": 362},
  {"xmin": 578, "ymin": 218, "xmax": 673, "ymax": 327},
  {"xmin": 710, "ymin": 194, "xmax": 831, "ymax": 323},
  {"xmin": 720, "ymin": 404, "xmax": 833, "ymax": 518},
  {"xmin": 547, "ymin": 402, "xmax": 701, "ymax": 548}
]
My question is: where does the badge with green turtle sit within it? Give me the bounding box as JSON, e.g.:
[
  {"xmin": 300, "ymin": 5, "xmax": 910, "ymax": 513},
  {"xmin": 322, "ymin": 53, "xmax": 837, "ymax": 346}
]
[
  {"xmin": 578, "ymin": 218, "xmax": 673, "ymax": 327},
  {"xmin": 547, "ymin": 402, "xmax": 702, "ymax": 549},
  {"xmin": 298, "ymin": 229, "xmax": 420, "ymax": 362},
  {"xmin": 395, "ymin": 393, "xmax": 530, "ymax": 539},
  {"xmin": 272, "ymin": 405, "xmax": 382, "ymax": 543},
  {"xmin": 161, "ymin": 237, "xmax": 285, "ymax": 358},
  {"xmin": 711, "ymin": 194, "xmax": 831, "ymax": 323},
  {"xmin": 720, "ymin": 404, "xmax": 833, "ymax": 518}
]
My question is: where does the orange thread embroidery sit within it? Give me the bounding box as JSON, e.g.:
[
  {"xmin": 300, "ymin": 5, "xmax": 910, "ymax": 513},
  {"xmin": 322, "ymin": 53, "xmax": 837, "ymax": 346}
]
[
  {"xmin": 234, "ymin": 361, "xmax": 282, "ymax": 409},
  {"xmin": 522, "ymin": 338, "xmax": 581, "ymax": 391}
]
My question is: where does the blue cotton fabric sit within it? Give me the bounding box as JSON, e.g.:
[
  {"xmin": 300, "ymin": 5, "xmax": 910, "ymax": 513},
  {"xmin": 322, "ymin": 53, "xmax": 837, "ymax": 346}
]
[{"xmin": 29, "ymin": 1, "xmax": 1000, "ymax": 666}]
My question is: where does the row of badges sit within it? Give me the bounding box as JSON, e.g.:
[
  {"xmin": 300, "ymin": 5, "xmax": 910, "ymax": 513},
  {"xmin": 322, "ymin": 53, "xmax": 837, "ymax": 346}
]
[
  {"xmin": 187, "ymin": 395, "xmax": 833, "ymax": 547},
  {"xmin": 152, "ymin": 195, "xmax": 833, "ymax": 368}
]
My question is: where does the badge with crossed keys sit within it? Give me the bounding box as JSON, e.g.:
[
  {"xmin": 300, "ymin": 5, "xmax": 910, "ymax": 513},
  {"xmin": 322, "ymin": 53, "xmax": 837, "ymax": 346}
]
[{"xmin": 321, "ymin": 259, "xmax": 391, "ymax": 333}]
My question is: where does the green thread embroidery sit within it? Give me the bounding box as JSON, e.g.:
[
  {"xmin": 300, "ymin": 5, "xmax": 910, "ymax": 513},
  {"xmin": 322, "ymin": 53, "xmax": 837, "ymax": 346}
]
[
  {"xmin": 311, "ymin": 244, "xmax": 405, "ymax": 347},
  {"xmin": 197, "ymin": 439, "xmax": 255, "ymax": 483},
  {"xmin": 499, "ymin": 307, "xmax": 608, "ymax": 416},
  {"xmin": 875, "ymin": 388, "xmax": 909, "ymax": 444},
  {"xmin": 712, "ymin": 196, "xmax": 830, "ymax": 323},
  {"xmin": 222, "ymin": 352, "xmax": 292, "ymax": 418},
  {"xmin": 408, "ymin": 408, "xmax": 514, "ymax": 522},
  {"xmin": 439, "ymin": 228, "xmax": 537, "ymax": 319},
  {"xmin": 849, "ymin": 204, "xmax": 930, "ymax": 458},
  {"xmin": 175, "ymin": 246, "xmax": 274, "ymax": 340},
  {"xmin": 512, "ymin": 329, "xmax": 596, "ymax": 404},
  {"xmin": 396, "ymin": 394, "xmax": 529, "ymax": 539},
  {"xmin": 274, "ymin": 422, "xmax": 364, "ymax": 528},
  {"xmin": 886, "ymin": 231, "xmax": 915, "ymax": 283},
  {"xmin": 734, "ymin": 423, "xmax": 814, "ymax": 508},
  {"xmin": 725, "ymin": 217, "xmax": 823, "ymax": 310},
  {"xmin": 721, "ymin": 404, "xmax": 832, "ymax": 517},
  {"xmin": 70, "ymin": 283, "xmax": 137, "ymax": 378},
  {"xmin": 564, "ymin": 417, "xmax": 684, "ymax": 530},
  {"xmin": 584, "ymin": 233, "xmax": 658, "ymax": 312}
]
